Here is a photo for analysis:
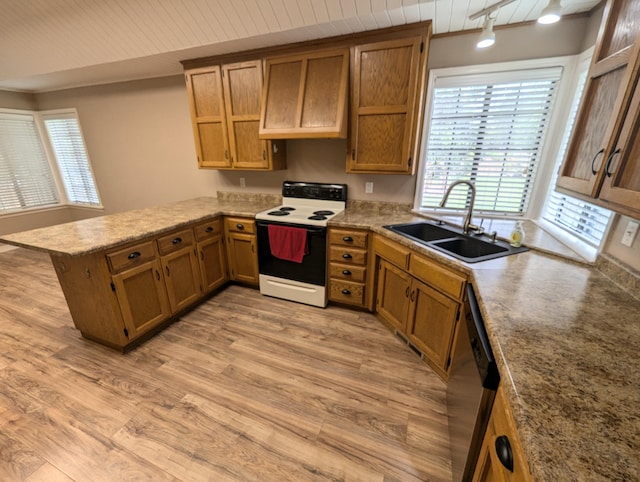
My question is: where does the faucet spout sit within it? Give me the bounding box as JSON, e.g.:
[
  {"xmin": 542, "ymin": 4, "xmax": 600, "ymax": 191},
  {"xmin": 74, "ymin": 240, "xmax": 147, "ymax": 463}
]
[{"xmin": 439, "ymin": 180, "xmax": 479, "ymax": 235}]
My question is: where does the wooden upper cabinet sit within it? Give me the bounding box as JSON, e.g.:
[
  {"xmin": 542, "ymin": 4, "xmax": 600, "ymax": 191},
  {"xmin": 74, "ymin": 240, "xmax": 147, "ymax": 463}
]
[
  {"xmin": 557, "ymin": 0, "xmax": 640, "ymax": 216},
  {"xmin": 185, "ymin": 66, "xmax": 231, "ymax": 169},
  {"xmin": 259, "ymin": 48, "xmax": 349, "ymax": 139},
  {"xmin": 185, "ymin": 62, "xmax": 286, "ymax": 171},
  {"xmin": 347, "ymin": 35, "xmax": 428, "ymax": 174},
  {"xmin": 222, "ymin": 60, "xmax": 286, "ymax": 170}
]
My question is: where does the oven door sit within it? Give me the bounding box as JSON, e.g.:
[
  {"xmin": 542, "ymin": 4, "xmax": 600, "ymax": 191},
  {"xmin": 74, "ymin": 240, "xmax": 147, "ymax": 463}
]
[{"xmin": 256, "ymin": 220, "xmax": 326, "ymax": 286}]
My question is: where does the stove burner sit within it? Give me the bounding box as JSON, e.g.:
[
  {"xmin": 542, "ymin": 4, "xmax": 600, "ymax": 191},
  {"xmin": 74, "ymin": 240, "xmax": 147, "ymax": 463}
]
[
  {"xmin": 313, "ymin": 210, "xmax": 334, "ymax": 216},
  {"xmin": 267, "ymin": 211, "xmax": 290, "ymax": 216},
  {"xmin": 279, "ymin": 207, "xmax": 295, "ymax": 211},
  {"xmin": 308, "ymin": 215, "xmax": 327, "ymax": 221}
]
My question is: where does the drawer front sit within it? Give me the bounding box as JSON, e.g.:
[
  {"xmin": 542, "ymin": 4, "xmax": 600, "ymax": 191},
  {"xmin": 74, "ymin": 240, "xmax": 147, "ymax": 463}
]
[
  {"xmin": 329, "ymin": 229, "xmax": 368, "ymax": 248},
  {"xmin": 329, "ymin": 246, "xmax": 367, "ymax": 265},
  {"xmin": 373, "ymin": 234, "xmax": 410, "ymax": 269},
  {"xmin": 329, "ymin": 263, "xmax": 366, "ymax": 282},
  {"xmin": 157, "ymin": 229, "xmax": 195, "ymax": 256},
  {"xmin": 329, "ymin": 280, "xmax": 365, "ymax": 306},
  {"xmin": 225, "ymin": 217, "xmax": 256, "ymax": 234},
  {"xmin": 107, "ymin": 241, "xmax": 157, "ymax": 273},
  {"xmin": 194, "ymin": 218, "xmax": 222, "ymax": 241},
  {"xmin": 409, "ymin": 254, "xmax": 466, "ymax": 300}
]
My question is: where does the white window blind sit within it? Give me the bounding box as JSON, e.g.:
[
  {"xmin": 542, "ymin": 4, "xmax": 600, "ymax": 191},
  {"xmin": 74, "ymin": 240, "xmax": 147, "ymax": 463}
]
[
  {"xmin": 543, "ymin": 66, "xmax": 611, "ymax": 246},
  {"xmin": 0, "ymin": 112, "xmax": 58, "ymax": 212},
  {"xmin": 43, "ymin": 113, "xmax": 100, "ymax": 206},
  {"xmin": 420, "ymin": 68, "xmax": 562, "ymax": 214}
]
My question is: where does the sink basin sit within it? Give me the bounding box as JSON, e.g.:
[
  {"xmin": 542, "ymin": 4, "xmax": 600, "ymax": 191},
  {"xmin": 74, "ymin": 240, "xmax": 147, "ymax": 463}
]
[
  {"xmin": 385, "ymin": 221, "xmax": 462, "ymax": 242},
  {"xmin": 384, "ymin": 221, "xmax": 528, "ymax": 263}
]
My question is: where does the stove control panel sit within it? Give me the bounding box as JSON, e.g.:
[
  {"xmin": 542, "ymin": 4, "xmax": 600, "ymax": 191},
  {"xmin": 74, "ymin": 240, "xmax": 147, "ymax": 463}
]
[{"xmin": 282, "ymin": 181, "xmax": 348, "ymax": 201}]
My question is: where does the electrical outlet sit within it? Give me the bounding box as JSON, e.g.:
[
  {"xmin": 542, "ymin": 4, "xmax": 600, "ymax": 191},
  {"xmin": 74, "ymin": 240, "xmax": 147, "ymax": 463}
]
[
  {"xmin": 240, "ymin": 177, "xmax": 246, "ymax": 188},
  {"xmin": 621, "ymin": 221, "xmax": 639, "ymax": 247},
  {"xmin": 365, "ymin": 182, "xmax": 374, "ymax": 194}
]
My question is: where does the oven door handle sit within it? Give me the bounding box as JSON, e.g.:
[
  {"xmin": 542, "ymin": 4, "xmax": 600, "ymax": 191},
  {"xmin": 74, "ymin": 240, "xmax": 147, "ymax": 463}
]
[{"xmin": 256, "ymin": 220, "xmax": 325, "ymax": 233}]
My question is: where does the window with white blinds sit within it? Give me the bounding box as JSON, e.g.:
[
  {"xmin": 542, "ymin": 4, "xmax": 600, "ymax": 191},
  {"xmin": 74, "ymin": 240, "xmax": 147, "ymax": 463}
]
[
  {"xmin": 419, "ymin": 67, "xmax": 562, "ymax": 214},
  {"xmin": 0, "ymin": 112, "xmax": 59, "ymax": 212},
  {"xmin": 43, "ymin": 113, "xmax": 100, "ymax": 206},
  {"xmin": 542, "ymin": 57, "xmax": 612, "ymax": 247}
]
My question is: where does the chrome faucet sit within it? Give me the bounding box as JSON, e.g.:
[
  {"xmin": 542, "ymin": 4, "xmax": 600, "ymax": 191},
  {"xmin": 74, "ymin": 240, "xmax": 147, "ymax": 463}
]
[{"xmin": 439, "ymin": 180, "xmax": 481, "ymax": 235}]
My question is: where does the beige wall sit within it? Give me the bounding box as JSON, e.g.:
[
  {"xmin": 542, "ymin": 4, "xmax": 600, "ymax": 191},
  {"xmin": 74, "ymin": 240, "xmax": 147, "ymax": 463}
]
[
  {"xmin": 603, "ymin": 215, "xmax": 640, "ymax": 271},
  {"xmin": 0, "ymin": 90, "xmax": 37, "ymax": 110},
  {"xmin": 36, "ymin": 76, "xmax": 219, "ymax": 215}
]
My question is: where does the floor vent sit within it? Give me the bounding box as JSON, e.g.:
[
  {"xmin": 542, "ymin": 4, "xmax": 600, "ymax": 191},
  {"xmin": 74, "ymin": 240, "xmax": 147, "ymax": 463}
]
[{"xmin": 408, "ymin": 342, "xmax": 423, "ymax": 359}]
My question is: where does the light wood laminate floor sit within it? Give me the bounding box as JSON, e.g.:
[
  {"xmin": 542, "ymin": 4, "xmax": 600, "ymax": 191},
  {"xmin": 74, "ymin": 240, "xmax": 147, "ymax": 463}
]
[{"xmin": 0, "ymin": 248, "xmax": 452, "ymax": 481}]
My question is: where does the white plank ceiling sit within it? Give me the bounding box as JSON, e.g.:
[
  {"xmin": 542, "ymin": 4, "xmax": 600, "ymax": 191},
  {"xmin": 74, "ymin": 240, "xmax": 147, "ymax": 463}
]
[{"xmin": 0, "ymin": 0, "xmax": 600, "ymax": 93}]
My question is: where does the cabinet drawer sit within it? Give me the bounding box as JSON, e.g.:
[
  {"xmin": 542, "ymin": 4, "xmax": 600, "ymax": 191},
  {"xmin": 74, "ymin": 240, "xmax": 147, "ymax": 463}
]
[
  {"xmin": 329, "ymin": 229, "xmax": 368, "ymax": 248},
  {"xmin": 106, "ymin": 241, "xmax": 157, "ymax": 274},
  {"xmin": 329, "ymin": 246, "xmax": 367, "ymax": 265},
  {"xmin": 329, "ymin": 280, "xmax": 365, "ymax": 306},
  {"xmin": 225, "ymin": 217, "xmax": 256, "ymax": 234},
  {"xmin": 329, "ymin": 263, "xmax": 366, "ymax": 282},
  {"xmin": 409, "ymin": 254, "xmax": 466, "ymax": 300},
  {"xmin": 194, "ymin": 218, "xmax": 222, "ymax": 241},
  {"xmin": 157, "ymin": 229, "xmax": 195, "ymax": 256},
  {"xmin": 373, "ymin": 234, "xmax": 410, "ymax": 269}
]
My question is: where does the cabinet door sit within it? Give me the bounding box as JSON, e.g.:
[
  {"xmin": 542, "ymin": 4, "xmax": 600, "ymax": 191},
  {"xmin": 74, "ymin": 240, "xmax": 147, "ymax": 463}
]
[
  {"xmin": 226, "ymin": 232, "xmax": 259, "ymax": 284},
  {"xmin": 222, "ymin": 60, "xmax": 286, "ymax": 170},
  {"xmin": 375, "ymin": 260, "xmax": 412, "ymax": 331},
  {"xmin": 161, "ymin": 247, "xmax": 201, "ymax": 313},
  {"xmin": 557, "ymin": 0, "xmax": 640, "ymax": 197},
  {"xmin": 260, "ymin": 48, "xmax": 349, "ymax": 138},
  {"xmin": 348, "ymin": 36, "xmax": 426, "ymax": 174},
  {"xmin": 198, "ymin": 235, "xmax": 227, "ymax": 293},
  {"xmin": 112, "ymin": 259, "xmax": 170, "ymax": 340},
  {"xmin": 598, "ymin": 56, "xmax": 640, "ymax": 215},
  {"xmin": 185, "ymin": 66, "xmax": 231, "ymax": 168},
  {"xmin": 473, "ymin": 387, "xmax": 532, "ymax": 482},
  {"xmin": 407, "ymin": 278, "xmax": 460, "ymax": 378}
]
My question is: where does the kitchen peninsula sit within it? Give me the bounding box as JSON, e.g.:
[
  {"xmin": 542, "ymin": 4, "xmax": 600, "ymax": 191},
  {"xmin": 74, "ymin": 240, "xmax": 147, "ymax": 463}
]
[{"xmin": 1, "ymin": 195, "xmax": 639, "ymax": 482}]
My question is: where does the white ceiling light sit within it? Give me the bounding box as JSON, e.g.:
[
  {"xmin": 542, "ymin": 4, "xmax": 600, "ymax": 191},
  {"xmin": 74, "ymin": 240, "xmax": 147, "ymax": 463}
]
[
  {"xmin": 477, "ymin": 16, "xmax": 496, "ymax": 49},
  {"xmin": 538, "ymin": 0, "xmax": 562, "ymax": 24}
]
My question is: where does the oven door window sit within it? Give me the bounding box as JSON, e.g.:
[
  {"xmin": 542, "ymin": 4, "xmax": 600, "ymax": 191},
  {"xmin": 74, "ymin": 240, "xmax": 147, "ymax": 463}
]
[{"xmin": 257, "ymin": 221, "xmax": 326, "ymax": 286}]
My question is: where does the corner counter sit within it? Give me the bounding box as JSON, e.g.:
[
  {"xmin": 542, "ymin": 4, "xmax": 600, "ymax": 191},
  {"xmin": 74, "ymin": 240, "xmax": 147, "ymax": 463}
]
[{"xmin": 330, "ymin": 207, "xmax": 640, "ymax": 482}]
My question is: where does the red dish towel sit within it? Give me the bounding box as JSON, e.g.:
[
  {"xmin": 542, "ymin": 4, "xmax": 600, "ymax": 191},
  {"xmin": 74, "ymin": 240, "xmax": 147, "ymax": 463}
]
[{"xmin": 268, "ymin": 225, "xmax": 309, "ymax": 263}]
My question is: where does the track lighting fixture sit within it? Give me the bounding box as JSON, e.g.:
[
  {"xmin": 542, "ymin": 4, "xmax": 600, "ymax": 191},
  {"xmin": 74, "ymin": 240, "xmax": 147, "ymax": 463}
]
[
  {"xmin": 538, "ymin": 0, "xmax": 562, "ymax": 24},
  {"xmin": 477, "ymin": 16, "xmax": 496, "ymax": 49}
]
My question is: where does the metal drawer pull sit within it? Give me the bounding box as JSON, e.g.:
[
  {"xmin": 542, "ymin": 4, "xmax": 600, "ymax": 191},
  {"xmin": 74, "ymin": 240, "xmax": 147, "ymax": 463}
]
[
  {"xmin": 405, "ymin": 286, "xmax": 410, "ymax": 297},
  {"xmin": 342, "ymin": 253, "xmax": 352, "ymax": 259},
  {"xmin": 590, "ymin": 148, "xmax": 605, "ymax": 175},
  {"xmin": 205, "ymin": 226, "xmax": 214, "ymax": 233},
  {"xmin": 236, "ymin": 223, "xmax": 244, "ymax": 230},
  {"xmin": 128, "ymin": 251, "xmax": 141, "ymax": 260},
  {"xmin": 342, "ymin": 236, "xmax": 353, "ymax": 242},
  {"xmin": 172, "ymin": 237, "xmax": 182, "ymax": 245},
  {"xmin": 341, "ymin": 289, "xmax": 351, "ymax": 295},
  {"xmin": 605, "ymin": 148, "xmax": 621, "ymax": 177},
  {"xmin": 495, "ymin": 435, "xmax": 514, "ymax": 472},
  {"xmin": 342, "ymin": 269, "xmax": 352, "ymax": 276}
]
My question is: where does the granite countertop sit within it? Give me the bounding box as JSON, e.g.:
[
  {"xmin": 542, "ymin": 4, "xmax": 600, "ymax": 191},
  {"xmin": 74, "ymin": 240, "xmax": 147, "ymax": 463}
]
[
  {"xmin": 2, "ymin": 197, "xmax": 638, "ymax": 480},
  {"xmin": 330, "ymin": 207, "xmax": 640, "ymax": 482},
  {"xmin": 0, "ymin": 196, "xmax": 280, "ymax": 256}
]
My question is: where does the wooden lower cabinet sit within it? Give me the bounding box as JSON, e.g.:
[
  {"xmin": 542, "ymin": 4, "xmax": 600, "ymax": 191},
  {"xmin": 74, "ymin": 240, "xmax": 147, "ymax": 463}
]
[
  {"xmin": 111, "ymin": 257, "xmax": 171, "ymax": 341},
  {"xmin": 194, "ymin": 218, "xmax": 228, "ymax": 293},
  {"xmin": 376, "ymin": 259, "xmax": 412, "ymax": 330},
  {"xmin": 328, "ymin": 227, "xmax": 369, "ymax": 308},
  {"xmin": 373, "ymin": 234, "xmax": 465, "ymax": 381},
  {"xmin": 473, "ymin": 385, "xmax": 532, "ymax": 482},
  {"xmin": 225, "ymin": 217, "xmax": 259, "ymax": 285},
  {"xmin": 158, "ymin": 229, "xmax": 201, "ymax": 313}
]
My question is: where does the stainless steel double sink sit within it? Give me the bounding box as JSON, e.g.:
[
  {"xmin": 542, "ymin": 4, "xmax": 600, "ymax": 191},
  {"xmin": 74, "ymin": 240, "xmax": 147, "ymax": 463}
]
[{"xmin": 384, "ymin": 221, "xmax": 528, "ymax": 263}]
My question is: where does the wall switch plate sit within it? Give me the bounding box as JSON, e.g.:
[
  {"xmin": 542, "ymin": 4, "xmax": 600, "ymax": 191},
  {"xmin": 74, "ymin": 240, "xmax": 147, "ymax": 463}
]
[
  {"xmin": 365, "ymin": 182, "xmax": 373, "ymax": 194},
  {"xmin": 240, "ymin": 177, "xmax": 246, "ymax": 188},
  {"xmin": 621, "ymin": 220, "xmax": 639, "ymax": 247}
]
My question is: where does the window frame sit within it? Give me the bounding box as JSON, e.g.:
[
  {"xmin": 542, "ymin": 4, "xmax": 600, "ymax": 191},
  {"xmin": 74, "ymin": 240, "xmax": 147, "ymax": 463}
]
[
  {"xmin": 0, "ymin": 107, "xmax": 102, "ymax": 216},
  {"xmin": 414, "ymin": 55, "xmax": 576, "ymax": 219}
]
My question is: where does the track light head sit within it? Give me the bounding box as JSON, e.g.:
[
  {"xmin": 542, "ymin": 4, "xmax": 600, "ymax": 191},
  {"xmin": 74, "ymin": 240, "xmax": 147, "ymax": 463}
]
[
  {"xmin": 477, "ymin": 16, "xmax": 496, "ymax": 49},
  {"xmin": 538, "ymin": 0, "xmax": 562, "ymax": 24}
]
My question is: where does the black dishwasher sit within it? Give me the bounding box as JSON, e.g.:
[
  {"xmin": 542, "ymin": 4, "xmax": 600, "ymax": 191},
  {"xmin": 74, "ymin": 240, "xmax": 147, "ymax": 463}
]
[{"xmin": 447, "ymin": 283, "xmax": 500, "ymax": 482}]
